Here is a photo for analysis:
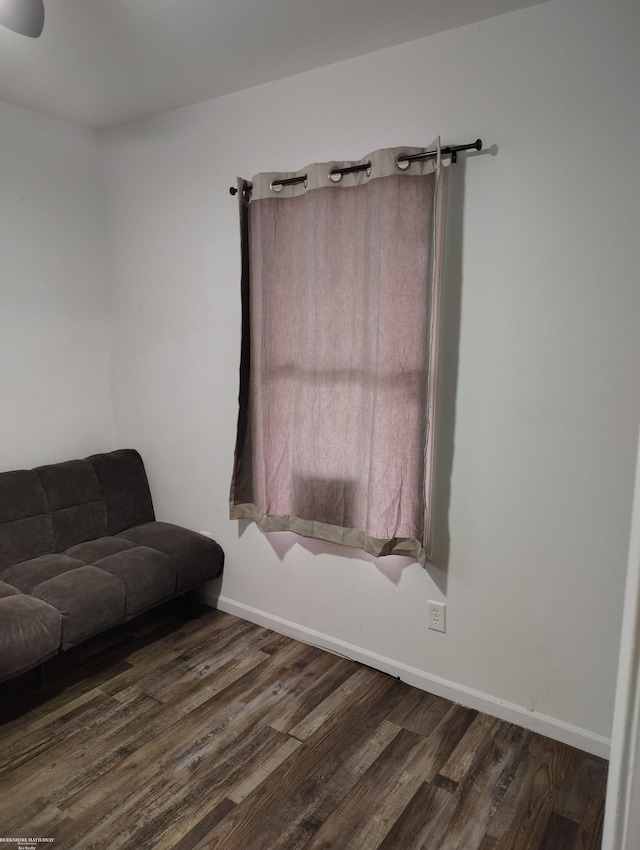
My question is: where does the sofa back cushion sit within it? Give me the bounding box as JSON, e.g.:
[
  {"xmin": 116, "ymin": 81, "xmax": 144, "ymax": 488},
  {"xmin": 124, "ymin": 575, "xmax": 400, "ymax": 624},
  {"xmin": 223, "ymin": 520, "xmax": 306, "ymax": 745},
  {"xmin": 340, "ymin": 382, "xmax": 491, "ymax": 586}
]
[
  {"xmin": 87, "ymin": 450, "xmax": 155, "ymax": 534},
  {"xmin": 0, "ymin": 449, "xmax": 155, "ymax": 571},
  {"xmin": 36, "ymin": 459, "xmax": 109, "ymax": 551},
  {"xmin": 0, "ymin": 470, "xmax": 53, "ymax": 571}
]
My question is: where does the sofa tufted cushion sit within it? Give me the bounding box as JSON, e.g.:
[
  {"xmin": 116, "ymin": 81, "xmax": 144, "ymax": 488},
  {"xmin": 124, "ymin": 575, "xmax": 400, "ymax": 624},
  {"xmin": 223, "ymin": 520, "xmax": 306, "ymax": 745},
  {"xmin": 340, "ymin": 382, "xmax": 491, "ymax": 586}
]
[
  {"xmin": 37, "ymin": 458, "xmax": 109, "ymax": 551},
  {"xmin": 0, "ymin": 469, "xmax": 53, "ymax": 571},
  {"xmin": 87, "ymin": 450, "xmax": 155, "ymax": 535},
  {"xmin": 94, "ymin": 546, "xmax": 178, "ymax": 616},
  {"xmin": 36, "ymin": 459, "xmax": 102, "ymax": 511},
  {"xmin": 0, "ymin": 469, "xmax": 47, "ymax": 522},
  {"xmin": 1, "ymin": 554, "xmax": 86, "ymax": 594},
  {"xmin": 0, "ymin": 517, "xmax": 53, "ymax": 572},
  {"xmin": 31, "ymin": 565, "xmax": 126, "ymax": 649},
  {"xmin": 0, "ymin": 594, "xmax": 61, "ymax": 680},
  {"xmin": 64, "ymin": 536, "xmax": 138, "ymax": 563},
  {"xmin": 117, "ymin": 522, "xmax": 224, "ymax": 591},
  {"xmin": 0, "ymin": 580, "xmax": 22, "ymax": 599}
]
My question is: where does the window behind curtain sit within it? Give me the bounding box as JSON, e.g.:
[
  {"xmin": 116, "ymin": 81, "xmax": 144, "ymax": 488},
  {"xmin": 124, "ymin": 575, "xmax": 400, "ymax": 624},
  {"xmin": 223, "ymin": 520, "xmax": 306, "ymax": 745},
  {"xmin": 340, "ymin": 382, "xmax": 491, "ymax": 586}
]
[{"xmin": 230, "ymin": 142, "xmax": 445, "ymax": 565}]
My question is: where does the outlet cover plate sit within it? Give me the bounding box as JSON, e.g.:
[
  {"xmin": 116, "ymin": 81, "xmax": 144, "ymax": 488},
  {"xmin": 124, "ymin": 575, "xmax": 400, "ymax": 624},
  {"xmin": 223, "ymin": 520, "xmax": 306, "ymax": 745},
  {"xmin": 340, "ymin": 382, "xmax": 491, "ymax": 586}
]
[{"xmin": 428, "ymin": 601, "xmax": 446, "ymax": 633}]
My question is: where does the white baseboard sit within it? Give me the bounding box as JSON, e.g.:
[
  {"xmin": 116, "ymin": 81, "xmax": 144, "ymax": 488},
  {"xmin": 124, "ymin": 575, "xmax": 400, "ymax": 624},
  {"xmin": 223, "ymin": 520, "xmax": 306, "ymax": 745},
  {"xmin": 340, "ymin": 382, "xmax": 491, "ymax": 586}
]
[{"xmin": 204, "ymin": 590, "xmax": 610, "ymax": 760}]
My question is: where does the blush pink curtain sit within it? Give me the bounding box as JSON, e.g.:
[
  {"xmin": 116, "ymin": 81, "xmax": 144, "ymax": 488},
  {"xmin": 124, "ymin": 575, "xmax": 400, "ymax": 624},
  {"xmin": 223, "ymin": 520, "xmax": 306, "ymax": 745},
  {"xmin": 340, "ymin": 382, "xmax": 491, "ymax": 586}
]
[{"xmin": 230, "ymin": 142, "xmax": 445, "ymax": 564}]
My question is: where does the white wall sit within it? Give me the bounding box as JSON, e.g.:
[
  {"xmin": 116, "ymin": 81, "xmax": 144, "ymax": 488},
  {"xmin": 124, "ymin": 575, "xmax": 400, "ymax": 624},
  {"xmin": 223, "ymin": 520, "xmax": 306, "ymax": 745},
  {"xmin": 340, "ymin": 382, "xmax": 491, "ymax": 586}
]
[
  {"xmin": 102, "ymin": 0, "xmax": 640, "ymax": 755},
  {"xmin": 0, "ymin": 101, "xmax": 114, "ymax": 470}
]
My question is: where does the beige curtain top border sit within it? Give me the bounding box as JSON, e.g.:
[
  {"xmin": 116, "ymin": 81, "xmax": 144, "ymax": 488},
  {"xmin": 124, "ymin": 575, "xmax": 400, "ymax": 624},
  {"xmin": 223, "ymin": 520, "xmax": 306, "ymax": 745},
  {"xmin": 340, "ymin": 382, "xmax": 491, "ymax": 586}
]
[{"xmin": 247, "ymin": 139, "xmax": 441, "ymax": 201}]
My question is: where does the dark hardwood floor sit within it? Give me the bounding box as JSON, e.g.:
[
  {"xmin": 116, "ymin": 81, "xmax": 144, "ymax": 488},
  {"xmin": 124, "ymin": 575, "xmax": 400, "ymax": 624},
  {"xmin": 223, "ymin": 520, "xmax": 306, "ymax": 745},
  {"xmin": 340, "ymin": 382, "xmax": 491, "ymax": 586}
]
[{"xmin": 0, "ymin": 602, "xmax": 607, "ymax": 849}]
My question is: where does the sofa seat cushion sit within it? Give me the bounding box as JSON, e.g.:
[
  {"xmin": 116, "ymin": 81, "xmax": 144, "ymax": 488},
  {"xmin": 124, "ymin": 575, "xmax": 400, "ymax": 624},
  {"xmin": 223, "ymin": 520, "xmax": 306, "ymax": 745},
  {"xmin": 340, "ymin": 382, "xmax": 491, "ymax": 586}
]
[
  {"xmin": 31, "ymin": 565, "xmax": 126, "ymax": 650},
  {"xmin": 93, "ymin": 547, "xmax": 178, "ymax": 616},
  {"xmin": 64, "ymin": 537, "xmax": 137, "ymax": 563},
  {"xmin": 0, "ymin": 580, "xmax": 22, "ymax": 599},
  {"xmin": 116, "ymin": 522, "xmax": 224, "ymax": 591},
  {"xmin": 1, "ymin": 554, "xmax": 86, "ymax": 594},
  {"xmin": 0, "ymin": 594, "xmax": 61, "ymax": 681}
]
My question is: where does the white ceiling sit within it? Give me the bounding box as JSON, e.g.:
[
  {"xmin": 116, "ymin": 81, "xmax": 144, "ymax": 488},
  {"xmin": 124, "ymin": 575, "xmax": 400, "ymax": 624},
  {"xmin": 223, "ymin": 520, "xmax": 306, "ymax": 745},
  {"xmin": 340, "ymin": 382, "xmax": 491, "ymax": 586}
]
[{"xmin": 0, "ymin": 0, "xmax": 548, "ymax": 129}]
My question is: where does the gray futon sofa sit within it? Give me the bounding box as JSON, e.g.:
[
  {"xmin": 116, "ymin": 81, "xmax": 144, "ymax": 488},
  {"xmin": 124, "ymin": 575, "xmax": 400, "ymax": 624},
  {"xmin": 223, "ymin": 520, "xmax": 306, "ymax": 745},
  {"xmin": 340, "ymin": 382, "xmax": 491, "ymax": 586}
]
[{"xmin": 0, "ymin": 449, "xmax": 224, "ymax": 683}]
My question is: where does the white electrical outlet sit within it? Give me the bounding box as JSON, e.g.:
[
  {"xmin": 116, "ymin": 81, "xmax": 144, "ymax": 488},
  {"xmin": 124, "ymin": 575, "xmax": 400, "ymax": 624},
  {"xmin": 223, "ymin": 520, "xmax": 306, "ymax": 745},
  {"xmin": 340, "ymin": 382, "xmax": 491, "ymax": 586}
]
[{"xmin": 428, "ymin": 601, "xmax": 446, "ymax": 633}]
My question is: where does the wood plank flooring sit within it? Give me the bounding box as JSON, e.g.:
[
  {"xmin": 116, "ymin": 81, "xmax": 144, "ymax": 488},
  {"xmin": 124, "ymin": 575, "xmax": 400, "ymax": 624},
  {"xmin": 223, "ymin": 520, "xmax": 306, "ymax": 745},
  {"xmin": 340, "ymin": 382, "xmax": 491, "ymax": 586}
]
[{"xmin": 0, "ymin": 601, "xmax": 607, "ymax": 849}]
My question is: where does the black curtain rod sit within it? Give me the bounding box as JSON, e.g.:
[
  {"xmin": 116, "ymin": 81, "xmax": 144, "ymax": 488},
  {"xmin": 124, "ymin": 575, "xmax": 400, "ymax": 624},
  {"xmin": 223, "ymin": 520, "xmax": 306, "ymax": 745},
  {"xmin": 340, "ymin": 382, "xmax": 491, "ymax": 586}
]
[{"xmin": 229, "ymin": 138, "xmax": 482, "ymax": 196}]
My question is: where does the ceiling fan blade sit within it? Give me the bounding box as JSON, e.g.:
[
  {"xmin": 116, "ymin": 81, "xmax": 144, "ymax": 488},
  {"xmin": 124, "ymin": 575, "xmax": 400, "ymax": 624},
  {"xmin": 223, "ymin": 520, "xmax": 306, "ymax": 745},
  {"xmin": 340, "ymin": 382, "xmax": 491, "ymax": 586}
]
[{"xmin": 0, "ymin": 0, "xmax": 45, "ymax": 38}]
